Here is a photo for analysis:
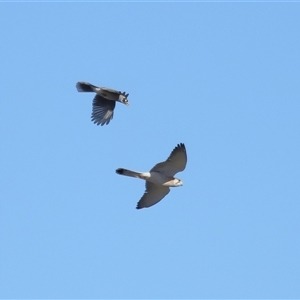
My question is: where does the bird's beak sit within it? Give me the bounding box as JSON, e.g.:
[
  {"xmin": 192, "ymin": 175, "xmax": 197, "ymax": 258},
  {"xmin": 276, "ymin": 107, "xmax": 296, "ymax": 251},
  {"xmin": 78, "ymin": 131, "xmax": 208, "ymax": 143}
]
[{"xmin": 125, "ymin": 102, "xmax": 130, "ymax": 106}]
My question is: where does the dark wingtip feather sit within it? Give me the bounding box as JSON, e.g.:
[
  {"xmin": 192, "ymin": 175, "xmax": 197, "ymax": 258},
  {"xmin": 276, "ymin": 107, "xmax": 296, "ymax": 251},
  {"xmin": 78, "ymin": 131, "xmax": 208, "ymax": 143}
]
[
  {"xmin": 175, "ymin": 143, "xmax": 186, "ymax": 151},
  {"xmin": 136, "ymin": 203, "xmax": 143, "ymax": 209},
  {"xmin": 168, "ymin": 143, "xmax": 187, "ymax": 161},
  {"xmin": 120, "ymin": 91, "xmax": 129, "ymax": 97},
  {"xmin": 116, "ymin": 168, "xmax": 124, "ymax": 175}
]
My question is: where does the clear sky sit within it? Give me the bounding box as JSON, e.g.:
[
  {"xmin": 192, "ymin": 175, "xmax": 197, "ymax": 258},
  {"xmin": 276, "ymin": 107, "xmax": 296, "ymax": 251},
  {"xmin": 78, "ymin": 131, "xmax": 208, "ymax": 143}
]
[{"xmin": 1, "ymin": 2, "xmax": 300, "ymax": 299}]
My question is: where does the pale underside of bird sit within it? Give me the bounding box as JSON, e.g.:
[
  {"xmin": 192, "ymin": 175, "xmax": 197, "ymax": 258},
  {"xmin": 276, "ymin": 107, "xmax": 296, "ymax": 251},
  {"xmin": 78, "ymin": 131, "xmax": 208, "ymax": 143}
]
[
  {"xmin": 116, "ymin": 143, "xmax": 187, "ymax": 209},
  {"xmin": 76, "ymin": 82, "xmax": 129, "ymax": 126}
]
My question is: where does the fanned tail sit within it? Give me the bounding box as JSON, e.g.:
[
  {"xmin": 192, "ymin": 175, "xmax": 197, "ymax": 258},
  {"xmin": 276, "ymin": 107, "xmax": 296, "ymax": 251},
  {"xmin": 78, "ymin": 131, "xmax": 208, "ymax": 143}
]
[{"xmin": 76, "ymin": 82, "xmax": 97, "ymax": 92}]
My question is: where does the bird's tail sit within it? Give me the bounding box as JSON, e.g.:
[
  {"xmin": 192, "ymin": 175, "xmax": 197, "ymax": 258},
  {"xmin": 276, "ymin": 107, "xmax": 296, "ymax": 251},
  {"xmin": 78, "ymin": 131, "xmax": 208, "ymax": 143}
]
[
  {"xmin": 116, "ymin": 168, "xmax": 142, "ymax": 178},
  {"xmin": 76, "ymin": 82, "xmax": 97, "ymax": 92}
]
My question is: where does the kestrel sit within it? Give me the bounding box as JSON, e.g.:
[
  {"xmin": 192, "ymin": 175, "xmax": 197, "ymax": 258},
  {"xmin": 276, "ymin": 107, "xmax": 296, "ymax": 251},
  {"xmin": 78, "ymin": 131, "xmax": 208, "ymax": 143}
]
[
  {"xmin": 76, "ymin": 82, "xmax": 129, "ymax": 126},
  {"xmin": 116, "ymin": 143, "xmax": 187, "ymax": 209}
]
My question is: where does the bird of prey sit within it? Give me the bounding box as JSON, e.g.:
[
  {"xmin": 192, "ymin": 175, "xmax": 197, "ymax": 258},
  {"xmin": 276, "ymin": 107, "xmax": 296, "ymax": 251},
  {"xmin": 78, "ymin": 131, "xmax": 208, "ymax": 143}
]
[
  {"xmin": 76, "ymin": 82, "xmax": 129, "ymax": 126},
  {"xmin": 116, "ymin": 143, "xmax": 187, "ymax": 209}
]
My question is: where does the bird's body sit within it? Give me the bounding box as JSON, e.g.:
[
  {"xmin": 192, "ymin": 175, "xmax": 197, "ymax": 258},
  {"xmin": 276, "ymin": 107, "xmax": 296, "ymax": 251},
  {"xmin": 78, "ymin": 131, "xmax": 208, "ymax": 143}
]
[
  {"xmin": 116, "ymin": 143, "xmax": 187, "ymax": 209},
  {"xmin": 76, "ymin": 82, "xmax": 129, "ymax": 126},
  {"xmin": 116, "ymin": 169, "xmax": 182, "ymax": 187}
]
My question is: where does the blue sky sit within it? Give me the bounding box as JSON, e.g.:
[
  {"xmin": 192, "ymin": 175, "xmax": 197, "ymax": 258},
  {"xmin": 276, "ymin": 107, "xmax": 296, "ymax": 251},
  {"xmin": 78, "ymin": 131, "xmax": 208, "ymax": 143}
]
[{"xmin": 1, "ymin": 2, "xmax": 300, "ymax": 299}]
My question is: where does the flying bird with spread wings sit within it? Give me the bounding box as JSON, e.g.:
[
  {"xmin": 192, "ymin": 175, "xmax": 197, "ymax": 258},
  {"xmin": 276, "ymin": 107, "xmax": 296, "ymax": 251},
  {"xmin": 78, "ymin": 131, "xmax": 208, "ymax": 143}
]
[
  {"xmin": 76, "ymin": 82, "xmax": 129, "ymax": 126},
  {"xmin": 116, "ymin": 143, "xmax": 187, "ymax": 209}
]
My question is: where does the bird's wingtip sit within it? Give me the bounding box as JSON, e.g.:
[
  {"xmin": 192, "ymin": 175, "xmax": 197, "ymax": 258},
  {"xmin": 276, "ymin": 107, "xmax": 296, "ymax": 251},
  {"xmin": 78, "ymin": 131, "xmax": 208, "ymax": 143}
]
[{"xmin": 177, "ymin": 143, "xmax": 186, "ymax": 150}]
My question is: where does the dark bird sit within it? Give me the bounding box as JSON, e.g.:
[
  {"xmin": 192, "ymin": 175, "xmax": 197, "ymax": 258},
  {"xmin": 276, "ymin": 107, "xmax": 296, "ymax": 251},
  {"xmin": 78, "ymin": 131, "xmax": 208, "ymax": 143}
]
[
  {"xmin": 116, "ymin": 143, "xmax": 187, "ymax": 209},
  {"xmin": 76, "ymin": 82, "xmax": 129, "ymax": 126}
]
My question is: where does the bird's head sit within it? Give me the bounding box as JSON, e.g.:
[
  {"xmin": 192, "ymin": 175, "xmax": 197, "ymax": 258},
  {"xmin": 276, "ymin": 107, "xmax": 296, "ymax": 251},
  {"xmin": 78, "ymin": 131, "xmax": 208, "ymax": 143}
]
[
  {"xmin": 119, "ymin": 93, "xmax": 130, "ymax": 106},
  {"xmin": 174, "ymin": 178, "xmax": 183, "ymax": 186}
]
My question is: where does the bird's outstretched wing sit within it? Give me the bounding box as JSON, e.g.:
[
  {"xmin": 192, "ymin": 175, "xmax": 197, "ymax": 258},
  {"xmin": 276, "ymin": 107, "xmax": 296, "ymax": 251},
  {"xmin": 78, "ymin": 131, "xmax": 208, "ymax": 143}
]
[
  {"xmin": 92, "ymin": 95, "xmax": 116, "ymax": 126},
  {"xmin": 151, "ymin": 143, "xmax": 187, "ymax": 176},
  {"xmin": 136, "ymin": 182, "xmax": 170, "ymax": 209}
]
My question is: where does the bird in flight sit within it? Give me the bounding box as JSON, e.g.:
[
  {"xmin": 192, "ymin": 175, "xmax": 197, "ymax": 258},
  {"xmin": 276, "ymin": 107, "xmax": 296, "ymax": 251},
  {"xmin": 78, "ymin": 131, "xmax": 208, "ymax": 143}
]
[
  {"xmin": 116, "ymin": 143, "xmax": 187, "ymax": 209},
  {"xmin": 76, "ymin": 82, "xmax": 129, "ymax": 126}
]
